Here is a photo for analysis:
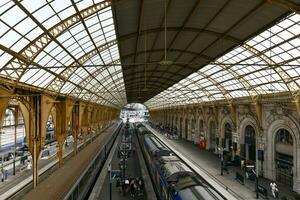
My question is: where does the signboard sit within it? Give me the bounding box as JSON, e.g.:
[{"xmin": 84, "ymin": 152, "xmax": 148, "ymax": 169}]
[
  {"xmin": 258, "ymin": 150, "xmax": 264, "ymax": 161},
  {"xmin": 111, "ymin": 170, "xmax": 121, "ymax": 178}
]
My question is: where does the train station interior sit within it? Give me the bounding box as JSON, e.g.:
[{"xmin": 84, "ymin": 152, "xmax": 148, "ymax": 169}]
[{"xmin": 0, "ymin": 0, "xmax": 300, "ymax": 199}]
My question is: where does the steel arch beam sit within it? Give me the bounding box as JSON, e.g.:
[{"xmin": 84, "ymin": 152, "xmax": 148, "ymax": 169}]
[
  {"xmin": 1, "ymin": 1, "xmax": 112, "ymax": 81},
  {"xmin": 242, "ymin": 43, "xmax": 300, "ymax": 96},
  {"xmin": 0, "ymin": 44, "xmax": 118, "ymax": 107}
]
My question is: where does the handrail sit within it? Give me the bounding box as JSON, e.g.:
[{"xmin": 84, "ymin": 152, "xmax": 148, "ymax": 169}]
[
  {"xmin": 0, "ymin": 124, "xmax": 116, "ymax": 200},
  {"xmin": 64, "ymin": 123, "xmax": 122, "ymax": 200}
]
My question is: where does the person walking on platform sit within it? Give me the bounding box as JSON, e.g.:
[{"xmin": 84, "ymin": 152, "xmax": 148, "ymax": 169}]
[
  {"xmin": 270, "ymin": 182, "xmax": 279, "ymax": 199},
  {"xmin": 130, "ymin": 179, "xmax": 135, "ymax": 197},
  {"xmin": 138, "ymin": 177, "xmax": 144, "ymax": 196}
]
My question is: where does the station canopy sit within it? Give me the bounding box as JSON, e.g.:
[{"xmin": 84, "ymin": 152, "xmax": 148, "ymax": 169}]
[{"xmin": 0, "ymin": 0, "xmax": 299, "ymax": 109}]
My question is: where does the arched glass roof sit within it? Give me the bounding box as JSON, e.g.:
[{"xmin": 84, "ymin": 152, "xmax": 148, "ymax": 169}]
[
  {"xmin": 0, "ymin": 0, "xmax": 126, "ymax": 108},
  {"xmin": 145, "ymin": 13, "xmax": 300, "ymax": 109},
  {"xmin": 0, "ymin": 1, "xmax": 299, "ymax": 109}
]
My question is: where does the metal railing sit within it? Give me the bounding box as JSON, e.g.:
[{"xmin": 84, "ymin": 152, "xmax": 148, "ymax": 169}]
[{"xmin": 64, "ymin": 123, "xmax": 122, "ymax": 200}]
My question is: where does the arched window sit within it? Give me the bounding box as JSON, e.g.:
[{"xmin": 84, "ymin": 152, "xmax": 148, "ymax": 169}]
[
  {"xmin": 191, "ymin": 119, "xmax": 195, "ymax": 133},
  {"xmin": 3, "ymin": 109, "xmax": 14, "ymax": 127},
  {"xmin": 276, "ymin": 129, "xmax": 293, "ymax": 145},
  {"xmin": 224, "ymin": 123, "xmax": 232, "ymax": 150},
  {"xmin": 245, "ymin": 125, "xmax": 255, "ymax": 145},
  {"xmin": 275, "ymin": 128, "xmax": 293, "ymax": 186},
  {"xmin": 244, "ymin": 125, "xmax": 256, "ymax": 161},
  {"xmin": 209, "ymin": 121, "xmax": 216, "ymax": 149},
  {"xmin": 199, "ymin": 120, "xmax": 204, "ymax": 136},
  {"xmin": 224, "ymin": 123, "xmax": 232, "ymax": 139}
]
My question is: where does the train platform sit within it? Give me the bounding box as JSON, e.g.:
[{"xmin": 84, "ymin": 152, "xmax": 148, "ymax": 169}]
[
  {"xmin": 147, "ymin": 124, "xmax": 300, "ymax": 200},
  {"xmin": 91, "ymin": 125, "xmax": 155, "ymax": 200},
  {"xmin": 0, "ymin": 123, "xmax": 118, "ymax": 199},
  {"xmin": 0, "ymin": 142, "xmax": 76, "ymax": 198},
  {"xmin": 22, "ymin": 123, "xmax": 120, "ymax": 200}
]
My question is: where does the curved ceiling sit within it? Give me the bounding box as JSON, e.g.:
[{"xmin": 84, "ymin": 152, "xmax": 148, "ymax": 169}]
[
  {"xmin": 0, "ymin": 0, "xmax": 299, "ymax": 109},
  {"xmin": 114, "ymin": 0, "xmax": 298, "ymax": 103}
]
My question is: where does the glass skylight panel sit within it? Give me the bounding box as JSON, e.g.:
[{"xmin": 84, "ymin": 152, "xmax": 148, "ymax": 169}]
[
  {"xmin": 0, "ymin": 21, "xmax": 10, "ymax": 38},
  {"xmin": 24, "ymin": 69, "xmax": 47, "ymax": 86},
  {"xmin": 26, "ymin": 26, "xmax": 44, "ymax": 41},
  {"xmin": 33, "ymin": 5, "xmax": 56, "ymax": 24},
  {"xmin": 1, "ymin": 5, "xmax": 26, "ymax": 27},
  {"xmin": 0, "ymin": 1, "xmax": 13, "ymax": 13},
  {"xmin": 14, "ymin": 17, "xmax": 36, "ymax": 36},
  {"xmin": 21, "ymin": 0, "xmax": 46, "ymax": 13},
  {"xmin": 42, "ymin": 15, "xmax": 62, "ymax": 30},
  {"xmin": 33, "ymin": 72, "xmax": 55, "ymax": 88},
  {"xmin": 20, "ymin": 69, "xmax": 39, "ymax": 83},
  {"xmin": 282, "ymin": 66, "xmax": 300, "ymax": 78},
  {"xmin": 0, "ymin": 52, "xmax": 12, "ymax": 69},
  {"xmin": 1, "ymin": 30, "xmax": 22, "ymax": 48},
  {"xmin": 76, "ymin": 0, "xmax": 94, "ymax": 11},
  {"xmin": 10, "ymin": 38, "xmax": 28, "ymax": 52}
]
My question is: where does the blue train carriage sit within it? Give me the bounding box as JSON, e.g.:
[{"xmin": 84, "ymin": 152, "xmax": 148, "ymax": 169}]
[
  {"xmin": 135, "ymin": 122, "xmax": 144, "ymax": 129},
  {"xmin": 143, "ymin": 135, "xmax": 172, "ymax": 177},
  {"xmin": 156, "ymin": 156, "xmax": 224, "ymax": 200},
  {"xmin": 137, "ymin": 126, "xmax": 149, "ymax": 136}
]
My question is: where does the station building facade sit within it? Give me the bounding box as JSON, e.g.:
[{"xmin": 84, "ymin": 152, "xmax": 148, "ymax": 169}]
[{"xmin": 150, "ymin": 98, "xmax": 300, "ymax": 193}]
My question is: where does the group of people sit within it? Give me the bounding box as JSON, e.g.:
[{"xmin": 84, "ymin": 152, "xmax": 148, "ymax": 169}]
[{"xmin": 117, "ymin": 176, "xmax": 144, "ymax": 197}]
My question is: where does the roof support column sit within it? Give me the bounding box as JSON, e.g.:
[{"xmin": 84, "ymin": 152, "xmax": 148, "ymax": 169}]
[
  {"xmin": 294, "ymin": 95, "xmax": 300, "ymax": 121},
  {"xmin": 19, "ymin": 95, "xmax": 52, "ymax": 187},
  {"xmin": 72, "ymin": 103, "xmax": 79, "ymax": 155},
  {"xmin": 99, "ymin": 107, "xmax": 104, "ymax": 130},
  {"xmin": 32, "ymin": 95, "xmax": 41, "ymax": 188},
  {"xmin": 79, "ymin": 102, "xmax": 87, "ymax": 145},
  {"xmin": 0, "ymin": 89, "xmax": 11, "ymax": 126},
  {"xmin": 212, "ymin": 105, "xmax": 220, "ymax": 146},
  {"xmin": 55, "ymin": 98, "xmax": 74, "ymax": 167},
  {"xmin": 229, "ymin": 102, "xmax": 237, "ymax": 132},
  {"xmin": 254, "ymin": 96, "xmax": 263, "ymax": 137}
]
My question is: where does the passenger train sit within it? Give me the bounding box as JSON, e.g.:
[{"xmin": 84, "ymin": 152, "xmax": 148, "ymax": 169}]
[{"xmin": 136, "ymin": 123, "xmax": 224, "ymax": 200}]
